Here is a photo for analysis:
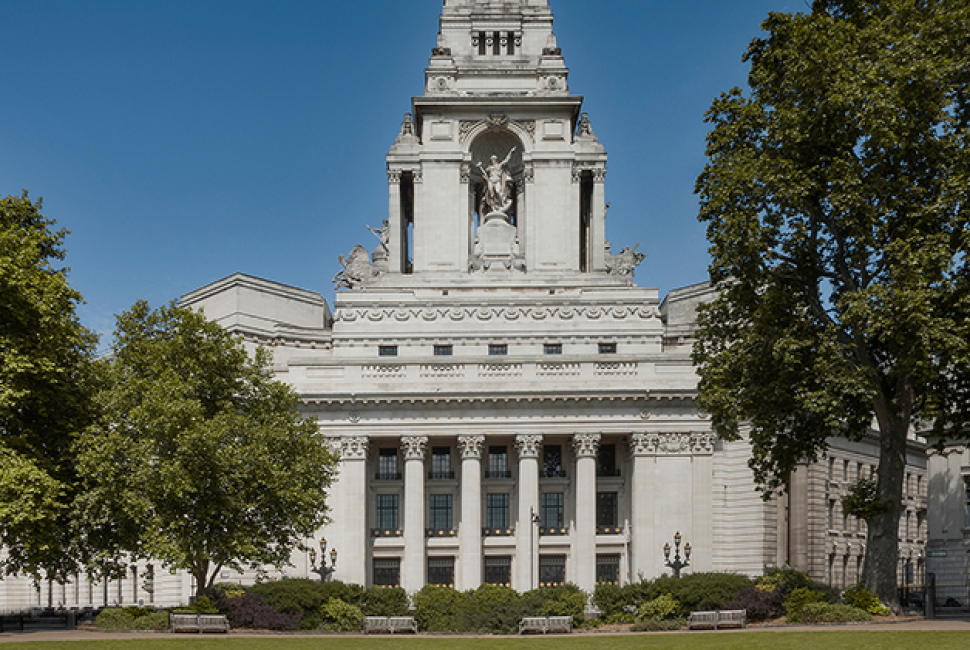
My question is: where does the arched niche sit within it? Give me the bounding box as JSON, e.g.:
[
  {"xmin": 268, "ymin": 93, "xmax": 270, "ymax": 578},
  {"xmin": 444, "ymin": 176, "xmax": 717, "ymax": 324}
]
[{"xmin": 468, "ymin": 129, "xmax": 524, "ymax": 228}]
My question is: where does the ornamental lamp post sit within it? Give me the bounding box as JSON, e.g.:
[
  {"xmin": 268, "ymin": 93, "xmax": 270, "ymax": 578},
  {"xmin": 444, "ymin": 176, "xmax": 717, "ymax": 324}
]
[
  {"xmin": 663, "ymin": 531, "xmax": 691, "ymax": 578},
  {"xmin": 310, "ymin": 537, "xmax": 338, "ymax": 582}
]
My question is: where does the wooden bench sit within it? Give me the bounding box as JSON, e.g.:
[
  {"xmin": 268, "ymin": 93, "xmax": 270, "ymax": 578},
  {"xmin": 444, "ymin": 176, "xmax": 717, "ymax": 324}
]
[
  {"xmin": 687, "ymin": 609, "xmax": 746, "ymax": 630},
  {"xmin": 519, "ymin": 616, "xmax": 573, "ymax": 634},
  {"xmin": 169, "ymin": 613, "xmax": 230, "ymax": 633},
  {"xmin": 363, "ymin": 616, "xmax": 418, "ymax": 634}
]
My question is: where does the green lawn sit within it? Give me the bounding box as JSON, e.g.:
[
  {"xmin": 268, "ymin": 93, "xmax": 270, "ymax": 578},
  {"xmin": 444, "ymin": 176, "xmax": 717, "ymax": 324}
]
[{"xmin": 1, "ymin": 633, "xmax": 970, "ymax": 650}]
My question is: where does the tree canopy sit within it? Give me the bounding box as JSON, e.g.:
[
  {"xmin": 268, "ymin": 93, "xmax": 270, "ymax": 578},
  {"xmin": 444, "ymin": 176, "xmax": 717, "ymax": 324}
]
[
  {"xmin": 693, "ymin": 0, "xmax": 970, "ymax": 606},
  {"xmin": 75, "ymin": 301, "xmax": 338, "ymax": 596},
  {"xmin": 0, "ymin": 191, "xmax": 97, "ymax": 580}
]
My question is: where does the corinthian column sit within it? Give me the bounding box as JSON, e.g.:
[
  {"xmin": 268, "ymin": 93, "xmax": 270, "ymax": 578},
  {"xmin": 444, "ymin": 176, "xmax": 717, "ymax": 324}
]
[
  {"xmin": 401, "ymin": 435, "xmax": 428, "ymax": 592},
  {"xmin": 515, "ymin": 434, "xmax": 542, "ymax": 592},
  {"xmin": 457, "ymin": 435, "xmax": 485, "ymax": 590},
  {"xmin": 572, "ymin": 433, "xmax": 601, "ymax": 591}
]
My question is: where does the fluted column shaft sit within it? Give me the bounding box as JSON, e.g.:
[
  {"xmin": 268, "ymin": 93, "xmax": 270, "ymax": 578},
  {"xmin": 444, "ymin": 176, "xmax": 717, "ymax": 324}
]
[
  {"xmin": 402, "ymin": 435, "xmax": 428, "ymax": 592},
  {"xmin": 515, "ymin": 434, "xmax": 542, "ymax": 592},
  {"xmin": 458, "ymin": 435, "xmax": 485, "ymax": 590},
  {"xmin": 572, "ymin": 433, "xmax": 601, "ymax": 591}
]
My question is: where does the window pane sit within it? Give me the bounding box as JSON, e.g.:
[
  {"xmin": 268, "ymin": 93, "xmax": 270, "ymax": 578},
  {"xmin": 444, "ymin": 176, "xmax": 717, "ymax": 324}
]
[
  {"xmin": 373, "ymin": 558, "xmax": 400, "ymax": 587},
  {"xmin": 376, "ymin": 494, "xmax": 399, "ymax": 530},
  {"xmin": 543, "ymin": 343, "xmax": 562, "ymax": 355},
  {"xmin": 541, "ymin": 493, "xmax": 564, "ymax": 528},
  {"xmin": 431, "ymin": 447, "xmax": 451, "ymax": 479},
  {"xmin": 487, "ymin": 493, "xmax": 509, "ymax": 529},
  {"xmin": 434, "ymin": 344, "xmax": 453, "ymax": 356},
  {"xmin": 484, "ymin": 556, "xmax": 511, "ymax": 586},
  {"xmin": 543, "ymin": 445, "xmax": 563, "ymax": 477},
  {"xmin": 378, "ymin": 448, "xmax": 399, "ymax": 480},
  {"xmin": 488, "ymin": 446, "xmax": 508, "ymax": 477},
  {"xmin": 378, "ymin": 345, "xmax": 398, "ymax": 357},
  {"xmin": 539, "ymin": 555, "xmax": 566, "ymax": 587},
  {"xmin": 428, "ymin": 557, "xmax": 455, "ymax": 587},
  {"xmin": 598, "ymin": 342, "xmax": 617, "ymax": 354},
  {"xmin": 488, "ymin": 344, "xmax": 508, "ymax": 356},
  {"xmin": 596, "ymin": 554, "xmax": 620, "ymax": 585},
  {"xmin": 596, "ymin": 492, "xmax": 618, "ymax": 528},
  {"xmin": 597, "ymin": 444, "xmax": 617, "ymax": 476},
  {"xmin": 429, "ymin": 494, "xmax": 453, "ymax": 530}
]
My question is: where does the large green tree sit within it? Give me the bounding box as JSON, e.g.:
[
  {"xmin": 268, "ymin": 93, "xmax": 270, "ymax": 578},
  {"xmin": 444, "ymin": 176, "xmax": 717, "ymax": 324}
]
[
  {"xmin": 0, "ymin": 191, "xmax": 97, "ymax": 580},
  {"xmin": 693, "ymin": 0, "xmax": 970, "ymax": 607},
  {"xmin": 75, "ymin": 301, "xmax": 338, "ymax": 596}
]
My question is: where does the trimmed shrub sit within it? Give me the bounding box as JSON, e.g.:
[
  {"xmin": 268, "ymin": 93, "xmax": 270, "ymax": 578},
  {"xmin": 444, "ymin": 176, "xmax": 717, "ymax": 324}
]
[
  {"xmin": 320, "ymin": 598, "xmax": 365, "ymax": 632},
  {"xmin": 361, "ymin": 586, "xmax": 410, "ymax": 616},
  {"xmin": 723, "ymin": 586, "xmax": 785, "ymax": 621},
  {"xmin": 95, "ymin": 608, "xmax": 135, "ymax": 630},
  {"xmin": 757, "ymin": 568, "xmax": 839, "ymax": 603},
  {"xmin": 248, "ymin": 578, "xmax": 326, "ymax": 628},
  {"xmin": 133, "ymin": 611, "xmax": 170, "ymax": 630},
  {"xmin": 222, "ymin": 591, "xmax": 301, "ymax": 630},
  {"xmin": 537, "ymin": 584, "xmax": 586, "ymax": 627},
  {"xmin": 460, "ymin": 583, "xmax": 522, "ymax": 634},
  {"xmin": 122, "ymin": 606, "xmax": 152, "ymax": 619},
  {"xmin": 638, "ymin": 593, "xmax": 681, "ymax": 621},
  {"xmin": 844, "ymin": 584, "xmax": 890, "ymax": 616},
  {"xmin": 592, "ymin": 582, "xmax": 634, "ymax": 621},
  {"xmin": 783, "ymin": 587, "xmax": 826, "ymax": 620},
  {"xmin": 637, "ymin": 573, "xmax": 753, "ymax": 615},
  {"xmin": 632, "ymin": 617, "xmax": 686, "ymax": 632},
  {"xmin": 318, "ymin": 581, "xmax": 366, "ymax": 608},
  {"xmin": 206, "ymin": 582, "xmax": 246, "ymax": 603},
  {"xmin": 176, "ymin": 595, "xmax": 219, "ymax": 614},
  {"xmin": 792, "ymin": 602, "xmax": 871, "ymax": 623},
  {"xmin": 414, "ymin": 585, "xmax": 467, "ymax": 632}
]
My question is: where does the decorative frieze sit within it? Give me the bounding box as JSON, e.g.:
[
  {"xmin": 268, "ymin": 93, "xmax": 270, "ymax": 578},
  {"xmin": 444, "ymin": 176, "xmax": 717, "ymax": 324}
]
[
  {"xmin": 457, "ymin": 435, "xmax": 485, "ymax": 460},
  {"xmin": 336, "ymin": 304, "xmax": 661, "ymax": 324},
  {"xmin": 572, "ymin": 433, "xmax": 601, "ymax": 458},
  {"xmin": 515, "ymin": 434, "xmax": 543, "ymax": 459},
  {"xmin": 459, "ymin": 115, "xmax": 536, "ymax": 145},
  {"xmin": 401, "ymin": 435, "xmax": 429, "ymax": 461},
  {"xmin": 629, "ymin": 432, "xmax": 716, "ymax": 457}
]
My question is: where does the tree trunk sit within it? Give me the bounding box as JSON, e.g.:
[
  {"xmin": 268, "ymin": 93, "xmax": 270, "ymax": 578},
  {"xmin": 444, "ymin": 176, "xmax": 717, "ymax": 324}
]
[
  {"xmin": 863, "ymin": 395, "xmax": 910, "ymax": 612},
  {"xmin": 193, "ymin": 560, "xmax": 209, "ymax": 600}
]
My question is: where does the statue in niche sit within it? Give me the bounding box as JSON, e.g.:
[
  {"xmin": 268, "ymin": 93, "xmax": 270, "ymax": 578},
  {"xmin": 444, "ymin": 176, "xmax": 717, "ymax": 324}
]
[
  {"xmin": 333, "ymin": 243, "xmax": 385, "ymax": 290},
  {"xmin": 476, "ymin": 146, "xmax": 517, "ymax": 220},
  {"xmin": 605, "ymin": 242, "xmax": 646, "ymax": 277}
]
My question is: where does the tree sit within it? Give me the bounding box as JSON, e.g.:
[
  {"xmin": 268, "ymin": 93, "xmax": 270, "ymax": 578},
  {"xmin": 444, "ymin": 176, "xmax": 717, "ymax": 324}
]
[
  {"xmin": 693, "ymin": 0, "xmax": 970, "ymax": 607},
  {"xmin": 0, "ymin": 191, "xmax": 97, "ymax": 580},
  {"xmin": 75, "ymin": 301, "xmax": 338, "ymax": 597}
]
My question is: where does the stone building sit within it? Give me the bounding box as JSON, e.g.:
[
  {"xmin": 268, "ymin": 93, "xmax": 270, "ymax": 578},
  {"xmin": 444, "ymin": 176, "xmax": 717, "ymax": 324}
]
[{"xmin": 0, "ymin": 0, "xmax": 931, "ymax": 611}]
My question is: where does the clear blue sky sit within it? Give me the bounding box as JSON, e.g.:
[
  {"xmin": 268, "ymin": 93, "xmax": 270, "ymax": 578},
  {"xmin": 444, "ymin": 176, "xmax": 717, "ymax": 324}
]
[{"xmin": 1, "ymin": 0, "xmax": 801, "ymax": 349}]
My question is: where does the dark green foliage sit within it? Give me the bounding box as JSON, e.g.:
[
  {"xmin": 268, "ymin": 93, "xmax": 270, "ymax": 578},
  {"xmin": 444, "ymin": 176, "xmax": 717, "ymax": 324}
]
[
  {"xmin": 222, "ymin": 591, "xmax": 301, "ymax": 630},
  {"xmin": 132, "ymin": 611, "xmax": 170, "ymax": 630},
  {"xmin": 843, "ymin": 478, "xmax": 891, "ymax": 520},
  {"xmin": 844, "ymin": 584, "xmax": 890, "ymax": 615},
  {"xmin": 723, "ymin": 586, "xmax": 786, "ymax": 621},
  {"xmin": 320, "ymin": 598, "xmax": 364, "ymax": 631},
  {"xmin": 523, "ymin": 584, "xmax": 587, "ymax": 627},
  {"xmin": 95, "ymin": 608, "xmax": 135, "ymax": 630},
  {"xmin": 592, "ymin": 582, "xmax": 635, "ymax": 622},
  {"xmin": 249, "ymin": 579, "xmax": 327, "ymax": 629},
  {"xmin": 0, "ymin": 192, "xmax": 97, "ymax": 580},
  {"xmin": 460, "ymin": 584, "xmax": 522, "ymax": 634},
  {"xmin": 361, "ymin": 585, "xmax": 410, "ymax": 616},
  {"xmin": 631, "ymin": 618, "xmax": 686, "ymax": 632},
  {"xmin": 791, "ymin": 602, "xmax": 871, "ymax": 623},
  {"xmin": 121, "ymin": 606, "xmax": 152, "ymax": 619},
  {"xmin": 638, "ymin": 573, "xmax": 754, "ymax": 615},
  {"xmin": 758, "ymin": 568, "xmax": 839, "ymax": 603},
  {"xmin": 414, "ymin": 585, "xmax": 467, "ymax": 632}
]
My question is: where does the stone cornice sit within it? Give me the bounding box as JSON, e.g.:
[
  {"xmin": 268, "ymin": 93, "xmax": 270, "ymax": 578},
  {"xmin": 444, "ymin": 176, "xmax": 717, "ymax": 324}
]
[
  {"xmin": 300, "ymin": 389, "xmax": 696, "ymax": 407},
  {"xmin": 629, "ymin": 432, "xmax": 716, "ymax": 457},
  {"xmin": 335, "ymin": 303, "xmax": 661, "ymax": 324}
]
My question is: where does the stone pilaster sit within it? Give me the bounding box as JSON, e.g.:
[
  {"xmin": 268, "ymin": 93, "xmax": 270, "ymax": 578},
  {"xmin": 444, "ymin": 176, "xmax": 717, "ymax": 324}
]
[
  {"xmin": 514, "ymin": 434, "xmax": 542, "ymax": 592},
  {"xmin": 572, "ymin": 433, "xmax": 601, "ymax": 591},
  {"xmin": 629, "ymin": 433, "xmax": 656, "ymax": 581},
  {"xmin": 401, "ymin": 435, "xmax": 428, "ymax": 592},
  {"xmin": 335, "ymin": 435, "xmax": 369, "ymax": 586},
  {"xmin": 457, "ymin": 434, "xmax": 485, "ymax": 589}
]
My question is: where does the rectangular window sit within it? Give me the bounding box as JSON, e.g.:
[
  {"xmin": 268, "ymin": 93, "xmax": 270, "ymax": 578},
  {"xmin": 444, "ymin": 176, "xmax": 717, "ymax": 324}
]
[
  {"xmin": 543, "ymin": 445, "xmax": 564, "ymax": 478},
  {"xmin": 378, "ymin": 345, "xmax": 398, "ymax": 357},
  {"xmin": 487, "ymin": 493, "xmax": 510, "ymax": 530},
  {"xmin": 541, "ymin": 492, "xmax": 564, "ymax": 529},
  {"xmin": 843, "ymin": 460, "xmax": 850, "ymax": 481},
  {"xmin": 598, "ymin": 342, "xmax": 617, "ymax": 354},
  {"xmin": 429, "ymin": 494, "xmax": 453, "ymax": 531},
  {"xmin": 373, "ymin": 558, "xmax": 401, "ymax": 587},
  {"xmin": 828, "ymin": 457, "xmax": 835, "ymax": 480},
  {"xmin": 488, "ymin": 343, "xmax": 508, "ymax": 356},
  {"xmin": 965, "ymin": 477, "xmax": 970, "ymax": 528},
  {"xmin": 434, "ymin": 344, "xmax": 453, "ymax": 356},
  {"xmin": 596, "ymin": 492, "xmax": 618, "ymax": 529},
  {"xmin": 539, "ymin": 555, "xmax": 566, "ymax": 587},
  {"xmin": 428, "ymin": 557, "xmax": 455, "ymax": 587},
  {"xmin": 543, "ymin": 343, "xmax": 563, "ymax": 355},
  {"xmin": 378, "ymin": 448, "xmax": 400, "ymax": 480},
  {"xmin": 431, "ymin": 447, "xmax": 452, "ymax": 479},
  {"xmin": 596, "ymin": 554, "xmax": 620, "ymax": 585},
  {"xmin": 597, "ymin": 444, "xmax": 618, "ymax": 476},
  {"xmin": 376, "ymin": 494, "xmax": 399, "ymax": 531},
  {"xmin": 484, "ymin": 556, "xmax": 511, "ymax": 587},
  {"xmin": 828, "ymin": 499, "xmax": 835, "ymax": 530},
  {"xmin": 487, "ymin": 446, "xmax": 510, "ymax": 478}
]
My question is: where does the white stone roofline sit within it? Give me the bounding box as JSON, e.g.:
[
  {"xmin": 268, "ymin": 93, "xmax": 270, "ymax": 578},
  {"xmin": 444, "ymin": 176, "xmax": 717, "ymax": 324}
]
[
  {"xmin": 180, "ymin": 272, "xmax": 328, "ymax": 309},
  {"xmin": 300, "ymin": 387, "xmax": 697, "ymax": 406}
]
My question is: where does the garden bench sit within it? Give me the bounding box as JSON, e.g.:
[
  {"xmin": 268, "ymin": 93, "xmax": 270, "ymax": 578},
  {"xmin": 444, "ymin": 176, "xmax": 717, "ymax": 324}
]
[
  {"xmin": 363, "ymin": 616, "xmax": 417, "ymax": 633},
  {"xmin": 169, "ymin": 613, "xmax": 230, "ymax": 633},
  {"xmin": 518, "ymin": 616, "xmax": 573, "ymax": 634},
  {"xmin": 687, "ymin": 609, "xmax": 746, "ymax": 630}
]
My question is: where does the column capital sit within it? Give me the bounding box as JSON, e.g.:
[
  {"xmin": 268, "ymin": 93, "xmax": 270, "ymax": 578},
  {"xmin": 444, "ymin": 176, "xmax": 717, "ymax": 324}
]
[
  {"xmin": 457, "ymin": 434, "xmax": 485, "ymax": 460},
  {"xmin": 401, "ymin": 435, "xmax": 429, "ymax": 461},
  {"xmin": 340, "ymin": 435, "xmax": 369, "ymax": 460},
  {"xmin": 515, "ymin": 434, "xmax": 543, "ymax": 459},
  {"xmin": 571, "ymin": 433, "xmax": 601, "ymax": 458}
]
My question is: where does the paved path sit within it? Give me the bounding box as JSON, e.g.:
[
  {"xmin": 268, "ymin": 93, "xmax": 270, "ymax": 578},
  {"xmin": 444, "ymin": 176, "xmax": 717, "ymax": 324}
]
[{"xmin": 2, "ymin": 619, "xmax": 970, "ymax": 644}]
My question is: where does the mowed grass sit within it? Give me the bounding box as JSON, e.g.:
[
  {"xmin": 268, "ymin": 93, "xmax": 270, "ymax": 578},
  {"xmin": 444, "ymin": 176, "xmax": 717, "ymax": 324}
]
[{"xmin": 1, "ymin": 632, "xmax": 970, "ymax": 650}]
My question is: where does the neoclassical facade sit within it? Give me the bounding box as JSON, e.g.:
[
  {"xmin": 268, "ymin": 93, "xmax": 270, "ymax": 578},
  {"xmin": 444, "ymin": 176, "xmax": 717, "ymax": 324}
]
[{"xmin": 0, "ymin": 0, "xmax": 933, "ymax": 611}]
